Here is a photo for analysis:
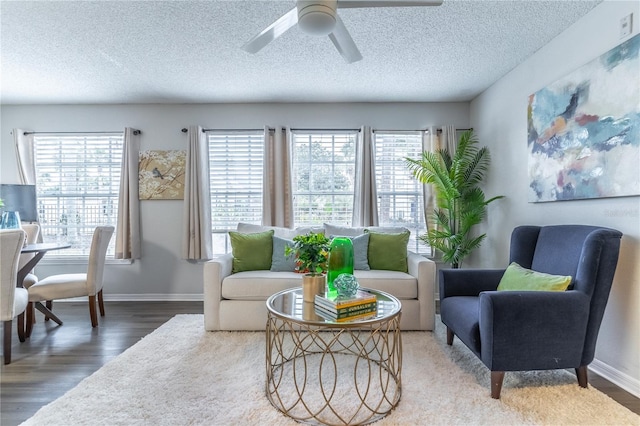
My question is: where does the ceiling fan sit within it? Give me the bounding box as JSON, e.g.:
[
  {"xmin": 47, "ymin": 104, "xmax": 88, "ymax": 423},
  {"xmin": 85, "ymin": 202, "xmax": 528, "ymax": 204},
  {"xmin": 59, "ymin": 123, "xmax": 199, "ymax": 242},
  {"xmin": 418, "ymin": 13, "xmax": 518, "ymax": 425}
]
[{"xmin": 242, "ymin": 0, "xmax": 443, "ymax": 64}]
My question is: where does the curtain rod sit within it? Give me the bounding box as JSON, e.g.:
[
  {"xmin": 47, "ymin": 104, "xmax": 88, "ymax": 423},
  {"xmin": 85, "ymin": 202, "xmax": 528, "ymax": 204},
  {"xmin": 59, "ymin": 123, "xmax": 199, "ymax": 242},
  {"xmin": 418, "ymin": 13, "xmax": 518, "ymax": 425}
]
[
  {"xmin": 291, "ymin": 128, "xmax": 360, "ymax": 132},
  {"xmin": 22, "ymin": 130, "xmax": 140, "ymax": 135},
  {"xmin": 181, "ymin": 128, "xmax": 273, "ymax": 133},
  {"xmin": 373, "ymin": 129, "xmax": 425, "ymax": 133},
  {"xmin": 181, "ymin": 127, "xmax": 360, "ymax": 133},
  {"xmin": 436, "ymin": 127, "xmax": 472, "ymax": 133}
]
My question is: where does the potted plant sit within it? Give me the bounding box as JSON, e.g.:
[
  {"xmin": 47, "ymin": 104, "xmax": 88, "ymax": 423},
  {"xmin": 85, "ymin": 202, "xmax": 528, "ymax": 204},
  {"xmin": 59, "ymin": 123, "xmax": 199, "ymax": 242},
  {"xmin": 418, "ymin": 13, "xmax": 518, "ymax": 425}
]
[
  {"xmin": 285, "ymin": 232, "xmax": 330, "ymax": 301},
  {"xmin": 405, "ymin": 130, "xmax": 503, "ymax": 268}
]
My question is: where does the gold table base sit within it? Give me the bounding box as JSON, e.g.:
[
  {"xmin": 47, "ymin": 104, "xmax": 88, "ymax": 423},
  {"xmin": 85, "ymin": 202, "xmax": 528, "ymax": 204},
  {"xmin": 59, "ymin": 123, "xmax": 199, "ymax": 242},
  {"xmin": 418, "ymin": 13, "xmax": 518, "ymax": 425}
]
[{"xmin": 266, "ymin": 313, "xmax": 402, "ymax": 425}]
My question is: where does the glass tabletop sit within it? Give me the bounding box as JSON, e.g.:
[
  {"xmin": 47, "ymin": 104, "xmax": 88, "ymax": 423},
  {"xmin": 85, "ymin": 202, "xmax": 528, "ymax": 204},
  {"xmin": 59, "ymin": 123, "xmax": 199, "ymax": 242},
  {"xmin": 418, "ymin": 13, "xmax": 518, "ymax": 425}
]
[{"xmin": 266, "ymin": 287, "xmax": 401, "ymax": 326}]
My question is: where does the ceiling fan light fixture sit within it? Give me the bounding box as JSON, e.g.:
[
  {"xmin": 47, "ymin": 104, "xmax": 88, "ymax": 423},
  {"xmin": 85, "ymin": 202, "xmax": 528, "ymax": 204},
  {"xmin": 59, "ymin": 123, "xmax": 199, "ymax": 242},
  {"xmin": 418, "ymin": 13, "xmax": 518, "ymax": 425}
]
[{"xmin": 297, "ymin": 1, "xmax": 338, "ymax": 36}]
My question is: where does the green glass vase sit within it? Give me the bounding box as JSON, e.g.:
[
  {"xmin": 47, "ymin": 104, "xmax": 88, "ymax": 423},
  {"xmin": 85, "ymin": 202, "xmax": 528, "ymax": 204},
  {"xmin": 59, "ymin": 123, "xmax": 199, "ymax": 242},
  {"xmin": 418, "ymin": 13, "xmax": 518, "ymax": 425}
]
[{"xmin": 327, "ymin": 237, "xmax": 354, "ymax": 294}]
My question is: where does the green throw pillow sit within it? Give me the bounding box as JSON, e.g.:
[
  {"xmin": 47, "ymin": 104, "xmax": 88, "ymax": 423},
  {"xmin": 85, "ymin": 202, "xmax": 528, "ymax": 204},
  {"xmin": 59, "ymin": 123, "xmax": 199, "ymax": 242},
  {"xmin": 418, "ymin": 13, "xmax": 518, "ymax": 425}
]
[
  {"xmin": 229, "ymin": 230, "xmax": 274, "ymax": 273},
  {"xmin": 497, "ymin": 262, "xmax": 572, "ymax": 292},
  {"xmin": 367, "ymin": 231, "xmax": 410, "ymax": 272}
]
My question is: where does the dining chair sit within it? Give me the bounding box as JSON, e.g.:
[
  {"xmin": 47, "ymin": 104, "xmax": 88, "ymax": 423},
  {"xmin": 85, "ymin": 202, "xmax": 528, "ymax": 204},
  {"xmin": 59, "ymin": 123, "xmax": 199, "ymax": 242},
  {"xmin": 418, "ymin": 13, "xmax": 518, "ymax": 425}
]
[
  {"xmin": 26, "ymin": 226, "xmax": 114, "ymax": 336},
  {"xmin": 19, "ymin": 223, "xmax": 40, "ymax": 288},
  {"xmin": 1, "ymin": 229, "xmax": 28, "ymax": 364}
]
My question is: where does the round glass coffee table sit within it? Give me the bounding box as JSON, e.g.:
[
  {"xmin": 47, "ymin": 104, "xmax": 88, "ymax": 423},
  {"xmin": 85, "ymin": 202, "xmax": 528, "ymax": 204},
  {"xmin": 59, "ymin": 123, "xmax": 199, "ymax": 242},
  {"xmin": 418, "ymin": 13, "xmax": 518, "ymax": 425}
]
[{"xmin": 265, "ymin": 287, "xmax": 402, "ymax": 425}]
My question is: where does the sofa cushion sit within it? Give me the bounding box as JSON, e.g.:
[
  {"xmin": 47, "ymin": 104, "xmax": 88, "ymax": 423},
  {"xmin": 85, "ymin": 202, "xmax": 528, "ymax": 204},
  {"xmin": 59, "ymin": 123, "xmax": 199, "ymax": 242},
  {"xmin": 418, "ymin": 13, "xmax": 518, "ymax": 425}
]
[
  {"xmin": 324, "ymin": 223, "xmax": 365, "ymax": 237},
  {"xmin": 497, "ymin": 262, "xmax": 572, "ymax": 292},
  {"xmin": 328, "ymin": 233, "xmax": 370, "ymax": 271},
  {"xmin": 271, "ymin": 236, "xmax": 297, "ymax": 272},
  {"xmin": 367, "ymin": 231, "xmax": 410, "ymax": 272},
  {"xmin": 222, "ymin": 271, "xmax": 303, "ymax": 300},
  {"xmin": 354, "ymin": 270, "xmax": 417, "ymax": 299},
  {"xmin": 229, "ymin": 230, "xmax": 274, "ymax": 273},
  {"xmin": 238, "ymin": 223, "xmax": 323, "ymax": 239},
  {"xmin": 324, "ymin": 223, "xmax": 410, "ymax": 237},
  {"xmin": 221, "ymin": 270, "xmax": 418, "ymax": 301}
]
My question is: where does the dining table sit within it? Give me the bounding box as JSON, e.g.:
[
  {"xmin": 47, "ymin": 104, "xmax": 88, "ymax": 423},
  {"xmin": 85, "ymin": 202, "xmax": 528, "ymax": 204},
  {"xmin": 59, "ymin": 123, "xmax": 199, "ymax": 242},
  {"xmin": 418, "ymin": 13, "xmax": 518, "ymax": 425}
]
[{"xmin": 19, "ymin": 242, "xmax": 71, "ymax": 326}]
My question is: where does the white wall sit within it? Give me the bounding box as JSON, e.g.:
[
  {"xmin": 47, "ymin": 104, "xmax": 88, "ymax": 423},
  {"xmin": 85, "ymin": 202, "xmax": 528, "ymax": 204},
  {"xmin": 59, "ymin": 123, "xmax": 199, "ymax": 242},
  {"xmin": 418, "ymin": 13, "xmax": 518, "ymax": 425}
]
[
  {"xmin": 470, "ymin": 1, "xmax": 640, "ymax": 396},
  {"xmin": 1, "ymin": 102, "xmax": 469, "ymax": 300}
]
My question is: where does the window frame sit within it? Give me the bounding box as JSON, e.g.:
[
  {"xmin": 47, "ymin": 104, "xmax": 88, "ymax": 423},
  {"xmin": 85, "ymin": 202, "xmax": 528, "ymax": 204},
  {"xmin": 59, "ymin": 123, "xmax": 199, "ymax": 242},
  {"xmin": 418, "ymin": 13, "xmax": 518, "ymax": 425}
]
[
  {"xmin": 373, "ymin": 130, "xmax": 430, "ymax": 255},
  {"xmin": 207, "ymin": 129, "xmax": 265, "ymax": 255},
  {"xmin": 291, "ymin": 130, "xmax": 358, "ymax": 228},
  {"xmin": 33, "ymin": 132, "xmax": 123, "ymax": 260}
]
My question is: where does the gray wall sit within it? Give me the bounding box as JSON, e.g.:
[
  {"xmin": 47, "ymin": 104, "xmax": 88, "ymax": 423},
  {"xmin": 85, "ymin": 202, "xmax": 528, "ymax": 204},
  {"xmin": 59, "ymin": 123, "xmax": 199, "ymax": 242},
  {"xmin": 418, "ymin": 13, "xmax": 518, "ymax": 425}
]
[
  {"xmin": 469, "ymin": 1, "xmax": 639, "ymax": 397},
  {"xmin": 1, "ymin": 102, "xmax": 469, "ymax": 300}
]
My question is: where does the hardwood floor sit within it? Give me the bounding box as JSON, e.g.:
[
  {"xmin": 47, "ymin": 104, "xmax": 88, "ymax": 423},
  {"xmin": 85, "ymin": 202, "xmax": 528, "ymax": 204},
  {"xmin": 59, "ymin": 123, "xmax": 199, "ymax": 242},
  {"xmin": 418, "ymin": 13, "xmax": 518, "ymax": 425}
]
[{"xmin": 1, "ymin": 302, "xmax": 638, "ymax": 425}]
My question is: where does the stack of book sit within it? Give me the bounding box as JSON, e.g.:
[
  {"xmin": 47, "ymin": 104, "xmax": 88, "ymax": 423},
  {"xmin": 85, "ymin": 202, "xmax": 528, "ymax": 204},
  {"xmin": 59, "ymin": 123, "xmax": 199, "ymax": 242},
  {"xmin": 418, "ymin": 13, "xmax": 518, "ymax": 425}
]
[{"xmin": 314, "ymin": 290, "xmax": 377, "ymax": 322}]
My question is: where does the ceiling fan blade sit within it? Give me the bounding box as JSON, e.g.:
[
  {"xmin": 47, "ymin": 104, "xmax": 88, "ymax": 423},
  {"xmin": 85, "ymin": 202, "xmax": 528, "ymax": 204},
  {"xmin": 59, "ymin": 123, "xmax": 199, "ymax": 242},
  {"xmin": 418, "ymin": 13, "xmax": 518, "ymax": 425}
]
[
  {"xmin": 337, "ymin": 0, "xmax": 443, "ymax": 8},
  {"xmin": 328, "ymin": 16, "xmax": 363, "ymax": 64},
  {"xmin": 242, "ymin": 7, "xmax": 298, "ymax": 54}
]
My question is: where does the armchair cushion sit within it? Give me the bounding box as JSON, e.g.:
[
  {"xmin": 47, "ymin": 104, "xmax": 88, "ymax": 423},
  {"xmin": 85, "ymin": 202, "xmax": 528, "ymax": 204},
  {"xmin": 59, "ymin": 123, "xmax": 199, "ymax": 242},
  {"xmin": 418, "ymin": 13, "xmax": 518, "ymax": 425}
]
[
  {"xmin": 497, "ymin": 262, "xmax": 572, "ymax": 292},
  {"xmin": 229, "ymin": 230, "xmax": 274, "ymax": 273}
]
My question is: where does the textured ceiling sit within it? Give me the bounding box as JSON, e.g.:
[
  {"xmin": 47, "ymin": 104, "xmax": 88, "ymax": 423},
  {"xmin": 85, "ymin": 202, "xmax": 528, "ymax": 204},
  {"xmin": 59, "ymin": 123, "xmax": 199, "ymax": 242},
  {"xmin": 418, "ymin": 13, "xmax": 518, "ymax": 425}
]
[{"xmin": 0, "ymin": 0, "xmax": 601, "ymax": 105}]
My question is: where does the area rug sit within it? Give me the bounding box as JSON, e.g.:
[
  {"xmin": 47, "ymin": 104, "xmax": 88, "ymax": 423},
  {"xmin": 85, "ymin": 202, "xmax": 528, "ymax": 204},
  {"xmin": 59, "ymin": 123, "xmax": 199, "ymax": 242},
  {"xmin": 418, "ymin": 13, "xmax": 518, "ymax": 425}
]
[{"xmin": 22, "ymin": 315, "xmax": 638, "ymax": 425}]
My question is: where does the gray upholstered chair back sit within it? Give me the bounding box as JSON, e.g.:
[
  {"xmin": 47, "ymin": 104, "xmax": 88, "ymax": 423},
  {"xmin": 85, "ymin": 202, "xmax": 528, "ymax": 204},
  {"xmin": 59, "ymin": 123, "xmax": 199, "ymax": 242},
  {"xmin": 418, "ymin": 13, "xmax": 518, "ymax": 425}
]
[{"xmin": 509, "ymin": 225, "xmax": 622, "ymax": 365}]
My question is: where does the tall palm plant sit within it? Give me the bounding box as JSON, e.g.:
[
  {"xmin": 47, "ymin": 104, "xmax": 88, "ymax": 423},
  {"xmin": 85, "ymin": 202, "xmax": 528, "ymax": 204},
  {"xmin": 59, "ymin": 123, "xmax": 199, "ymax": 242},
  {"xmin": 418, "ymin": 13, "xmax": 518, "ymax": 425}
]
[{"xmin": 405, "ymin": 130, "xmax": 503, "ymax": 268}]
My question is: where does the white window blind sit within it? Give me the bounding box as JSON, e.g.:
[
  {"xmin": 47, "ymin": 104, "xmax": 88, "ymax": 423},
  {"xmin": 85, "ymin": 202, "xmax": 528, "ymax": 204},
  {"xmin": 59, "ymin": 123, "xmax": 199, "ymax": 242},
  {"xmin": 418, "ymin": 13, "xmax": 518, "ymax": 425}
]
[
  {"xmin": 208, "ymin": 131, "xmax": 264, "ymax": 254},
  {"xmin": 291, "ymin": 131, "xmax": 357, "ymax": 227},
  {"xmin": 34, "ymin": 133, "xmax": 123, "ymax": 257},
  {"xmin": 373, "ymin": 131, "xmax": 429, "ymax": 255}
]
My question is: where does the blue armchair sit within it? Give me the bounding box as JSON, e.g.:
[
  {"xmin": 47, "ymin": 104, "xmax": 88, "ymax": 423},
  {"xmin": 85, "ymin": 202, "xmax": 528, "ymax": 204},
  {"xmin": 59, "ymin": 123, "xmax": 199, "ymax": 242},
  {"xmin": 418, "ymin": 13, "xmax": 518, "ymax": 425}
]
[{"xmin": 439, "ymin": 225, "xmax": 622, "ymax": 398}]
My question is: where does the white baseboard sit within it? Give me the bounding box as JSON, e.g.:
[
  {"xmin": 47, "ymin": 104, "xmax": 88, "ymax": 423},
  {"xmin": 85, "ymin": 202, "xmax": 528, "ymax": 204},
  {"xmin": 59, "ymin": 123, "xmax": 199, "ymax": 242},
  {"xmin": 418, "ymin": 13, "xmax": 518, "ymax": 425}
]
[
  {"xmin": 590, "ymin": 358, "xmax": 640, "ymax": 398},
  {"xmin": 104, "ymin": 294, "xmax": 204, "ymax": 301},
  {"xmin": 56, "ymin": 294, "xmax": 204, "ymax": 302}
]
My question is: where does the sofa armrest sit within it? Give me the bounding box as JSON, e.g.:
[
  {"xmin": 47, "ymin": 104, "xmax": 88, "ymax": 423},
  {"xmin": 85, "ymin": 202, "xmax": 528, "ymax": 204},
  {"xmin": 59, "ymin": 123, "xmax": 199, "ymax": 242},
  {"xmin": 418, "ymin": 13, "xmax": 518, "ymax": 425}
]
[
  {"xmin": 203, "ymin": 253, "xmax": 233, "ymax": 330},
  {"xmin": 407, "ymin": 251, "xmax": 436, "ymax": 330},
  {"xmin": 439, "ymin": 268, "xmax": 505, "ymax": 299},
  {"xmin": 478, "ymin": 290, "xmax": 590, "ymax": 370}
]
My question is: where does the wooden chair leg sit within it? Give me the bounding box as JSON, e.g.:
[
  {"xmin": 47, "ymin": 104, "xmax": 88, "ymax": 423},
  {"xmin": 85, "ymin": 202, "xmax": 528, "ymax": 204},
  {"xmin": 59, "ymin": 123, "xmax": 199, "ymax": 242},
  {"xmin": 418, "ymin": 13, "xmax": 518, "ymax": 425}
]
[
  {"xmin": 4, "ymin": 320, "xmax": 12, "ymax": 365},
  {"xmin": 26, "ymin": 302, "xmax": 34, "ymax": 338},
  {"xmin": 446, "ymin": 327, "xmax": 454, "ymax": 345},
  {"xmin": 44, "ymin": 301, "xmax": 53, "ymax": 321},
  {"xmin": 576, "ymin": 366, "xmax": 588, "ymax": 388},
  {"xmin": 17, "ymin": 312, "xmax": 25, "ymax": 343},
  {"xmin": 98, "ymin": 289, "xmax": 105, "ymax": 317},
  {"xmin": 491, "ymin": 371, "xmax": 505, "ymax": 399},
  {"xmin": 88, "ymin": 295, "xmax": 98, "ymax": 327}
]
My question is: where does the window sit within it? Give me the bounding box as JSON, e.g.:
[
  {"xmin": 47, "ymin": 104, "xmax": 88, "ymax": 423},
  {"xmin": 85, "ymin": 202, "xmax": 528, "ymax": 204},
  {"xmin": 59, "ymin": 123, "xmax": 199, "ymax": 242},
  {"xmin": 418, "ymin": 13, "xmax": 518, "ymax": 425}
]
[
  {"xmin": 373, "ymin": 131, "xmax": 429, "ymax": 255},
  {"xmin": 34, "ymin": 133, "xmax": 123, "ymax": 257},
  {"xmin": 291, "ymin": 131, "xmax": 357, "ymax": 227},
  {"xmin": 208, "ymin": 130, "xmax": 265, "ymax": 254}
]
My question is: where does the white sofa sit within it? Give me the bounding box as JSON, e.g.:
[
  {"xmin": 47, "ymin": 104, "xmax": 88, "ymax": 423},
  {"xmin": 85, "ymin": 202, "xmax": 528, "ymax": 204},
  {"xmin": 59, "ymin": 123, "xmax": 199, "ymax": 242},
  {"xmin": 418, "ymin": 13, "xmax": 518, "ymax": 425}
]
[{"xmin": 203, "ymin": 223, "xmax": 436, "ymax": 331}]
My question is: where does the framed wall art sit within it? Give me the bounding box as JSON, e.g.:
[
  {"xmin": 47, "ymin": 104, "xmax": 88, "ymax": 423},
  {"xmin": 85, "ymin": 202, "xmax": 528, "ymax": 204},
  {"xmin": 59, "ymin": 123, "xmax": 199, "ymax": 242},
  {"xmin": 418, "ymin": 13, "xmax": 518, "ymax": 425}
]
[
  {"xmin": 527, "ymin": 33, "xmax": 639, "ymax": 202},
  {"xmin": 139, "ymin": 150, "xmax": 186, "ymax": 200}
]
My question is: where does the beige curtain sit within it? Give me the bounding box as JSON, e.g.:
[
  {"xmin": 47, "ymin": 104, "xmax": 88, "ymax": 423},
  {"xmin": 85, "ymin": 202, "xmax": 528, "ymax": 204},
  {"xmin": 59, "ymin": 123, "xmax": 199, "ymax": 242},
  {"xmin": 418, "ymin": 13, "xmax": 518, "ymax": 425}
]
[
  {"xmin": 13, "ymin": 129, "xmax": 36, "ymax": 185},
  {"xmin": 14, "ymin": 129, "xmax": 43, "ymax": 241},
  {"xmin": 262, "ymin": 126, "xmax": 293, "ymax": 227},
  {"xmin": 115, "ymin": 128, "xmax": 142, "ymax": 259},
  {"xmin": 182, "ymin": 126, "xmax": 213, "ymax": 260},
  {"xmin": 352, "ymin": 126, "xmax": 378, "ymax": 227},
  {"xmin": 440, "ymin": 125, "xmax": 457, "ymax": 156},
  {"xmin": 422, "ymin": 128, "xmax": 441, "ymax": 240}
]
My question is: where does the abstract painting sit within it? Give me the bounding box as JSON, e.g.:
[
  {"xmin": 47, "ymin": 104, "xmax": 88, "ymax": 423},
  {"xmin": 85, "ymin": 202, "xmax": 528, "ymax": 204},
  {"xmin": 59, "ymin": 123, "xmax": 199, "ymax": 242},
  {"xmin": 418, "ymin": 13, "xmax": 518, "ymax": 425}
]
[
  {"xmin": 139, "ymin": 150, "xmax": 186, "ymax": 200},
  {"xmin": 527, "ymin": 33, "xmax": 640, "ymax": 202}
]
